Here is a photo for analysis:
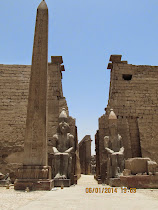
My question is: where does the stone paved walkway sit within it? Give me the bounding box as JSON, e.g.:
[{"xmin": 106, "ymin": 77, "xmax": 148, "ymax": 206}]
[{"xmin": 1, "ymin": 175, "xmax": 158, "ymax": 210}]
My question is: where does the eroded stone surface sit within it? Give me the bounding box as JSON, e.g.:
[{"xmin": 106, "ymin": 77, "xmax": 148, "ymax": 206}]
[{"xmin": 125, "ymin": 157, "xmax": 157, "ymax": 175}]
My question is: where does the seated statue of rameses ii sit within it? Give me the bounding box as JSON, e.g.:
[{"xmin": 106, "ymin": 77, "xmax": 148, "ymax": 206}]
[
  {"xmin": 104, "ymin": 109, "xmax": 124, "ymax": 179},
  {"xmin": 50, "ymin": 108, "xmax": 74, "ymax": 180}
]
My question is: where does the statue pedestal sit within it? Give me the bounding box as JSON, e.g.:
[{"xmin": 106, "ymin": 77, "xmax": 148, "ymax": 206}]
[
  {"xmin": 14, "ymin": 166, "xmax": 54, "ymax": 191},
  {"xmin": 109, "ymin": 178, "xmax": 122, "ymax": 187},
  {"xmin": 120, "ymin": 174, "xmax": 158, "ymax": 189},
  {"xmin": 0, "ymin": 180, "xmax": 10, "ymax": 187},
  {"xmin": 54, "ymin": 179, "xmax": 71, "ymax": 187},
  {"xmin": 14, "ymin": 179, "xmax": 54, "ymax": 191},
  {"xmin": 97, "ymin": 179, "xmax": 102, "ymax": 184}
]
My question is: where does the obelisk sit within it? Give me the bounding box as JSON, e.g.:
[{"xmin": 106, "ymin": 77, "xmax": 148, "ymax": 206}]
[
  {"xmin": 14, "ymin": 0, "xmax": 53, "ymax": 190},
  {"xmin": 24, "ymin": 0, "xmax": 48, "ymax": 166}
]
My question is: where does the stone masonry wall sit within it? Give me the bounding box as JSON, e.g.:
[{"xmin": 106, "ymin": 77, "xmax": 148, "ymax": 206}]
[
  {"xmin": 0, "ymin": 64, "xmax": 30, "ymax": 177},
  {"xmin": 0, "ymin": 56, "xmax": 80, "ymax": 179},
  {"xmin": 96, "ymin": 55, "xmax": 158, "ymax": 181}
]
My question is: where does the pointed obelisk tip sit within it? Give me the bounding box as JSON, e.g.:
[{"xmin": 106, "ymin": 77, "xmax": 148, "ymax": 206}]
[{"xmin": 38, "ymin": 0, "xmax": 48, "ymax": 10}]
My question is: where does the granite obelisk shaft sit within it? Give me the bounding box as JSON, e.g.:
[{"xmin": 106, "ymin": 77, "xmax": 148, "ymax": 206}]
[{"xmin": 24, "ymin": 1, "xmax": 48, "ymax": 166}]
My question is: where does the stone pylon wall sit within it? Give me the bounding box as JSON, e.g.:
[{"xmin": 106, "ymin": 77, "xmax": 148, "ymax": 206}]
[
  {"xmin": 96, "ymin": 55, "xmax": 158, "ymax": 182},
  {"xmin": 79, "ymin": 135, "xmax": 92, "ymax": 175},
  {"xmin": 0, "ymin": 56, "xmax": 80, "ymax": 179}
]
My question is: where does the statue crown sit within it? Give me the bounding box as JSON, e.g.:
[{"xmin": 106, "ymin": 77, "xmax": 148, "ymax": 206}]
[{"xmin": 59, "ymin": 108, "xmax": 68, "ymax": 122}]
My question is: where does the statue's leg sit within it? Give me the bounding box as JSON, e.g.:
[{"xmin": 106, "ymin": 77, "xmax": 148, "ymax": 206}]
[
  {"xmin": 68, "ymin": 156, "xmax": 72, "ymax": 179},
  {"xmin": 54, "ymin": 154, "xmax": 61, "ymax": 179},
  {"xmin": 118, "ymin": 154, "xmax": 124, "ymax": 173},
  {"xmin": 62, "ymin": 153, "xmax": 69, "ymax": 179},
  {"xmin": 111, "ymin": 155, "xmax": 117, "ymax": 178},
  {"xmin": 107, "ymin": 156, "xmax": 111, "ymax": 178}
]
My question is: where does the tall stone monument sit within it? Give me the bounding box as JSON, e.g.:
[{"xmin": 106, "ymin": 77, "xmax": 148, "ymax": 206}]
[{"xmin": 14, "ymin": 0, "xmax": 53, "ymax": 190}]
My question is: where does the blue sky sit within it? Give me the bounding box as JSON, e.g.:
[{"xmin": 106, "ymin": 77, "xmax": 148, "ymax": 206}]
[{"xmin": 1, "ymin": 0, "xmax": 158, "ymax": 155}]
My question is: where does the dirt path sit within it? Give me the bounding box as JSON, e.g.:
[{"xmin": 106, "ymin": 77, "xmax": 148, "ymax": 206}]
[{"xmin": 0, "ymin": 175, "xmax": 158, "ymax": 210}]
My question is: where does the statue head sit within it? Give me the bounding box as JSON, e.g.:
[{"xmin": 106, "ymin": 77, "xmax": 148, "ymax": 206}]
[{"xmin": 58, "ymin": 108, "xmax": 70, "ymax": 134}]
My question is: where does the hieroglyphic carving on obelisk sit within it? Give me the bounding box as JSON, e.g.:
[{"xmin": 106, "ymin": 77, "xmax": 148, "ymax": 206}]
[
  {"xmin": 14, "ymin": 0, "xmax": 53, "ymax": 190},
  {"xmin": 23, "ymin": 0, "xmax": 48, "ymax": 166}
]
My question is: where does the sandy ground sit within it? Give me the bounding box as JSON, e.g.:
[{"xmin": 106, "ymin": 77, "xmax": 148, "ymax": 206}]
[{"xmin": 0, "ymin": 175, "xmax": 158, "ymax": 210}]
